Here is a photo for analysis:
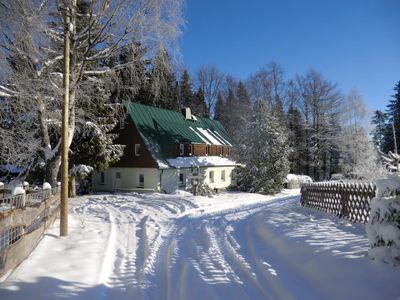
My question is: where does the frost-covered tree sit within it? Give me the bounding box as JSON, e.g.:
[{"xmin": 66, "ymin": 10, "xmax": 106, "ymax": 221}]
[
  {"xmin": 0, "ymin": 0, "xmax": 183, "ymax": 185},
  {"xmin": 338, "ymin": 90, "xmax": 386, "ymax": 181},
  {"xmin": 149, "ymin": 47, "xmax": 179, "ymax": 110},
  {"xmin": 234, "ymin": 101, "xmax": 291, "ymax": 193}
]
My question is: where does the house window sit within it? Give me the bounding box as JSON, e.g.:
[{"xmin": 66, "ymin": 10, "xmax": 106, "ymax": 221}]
[
  {"xmin": 188, "ymin": 145, "xmax": 193, "ymax": 155},
  {"xmin": 179, "ymin": 173, "xmax": 185, "ymax": 186},
  {"xmin": 221, "ymin": 170, "xmax": 226, "ymax": 182},
  {"xmin": 100, "ymin": 172, "xmax": 105, "ymax": 185},
  {"xmin": 116, "ymin": 172, "xmax": 121, "ymax": 179},
  {"xmin": 139, "ymin": 174, "xmax": 144, "ymax": 188},
  {"xmin": 179, "ymin": 143, "xmax": 184, "ymax": 155},
  {"xmin": 209, "ymin": 171, "xmax": 214, "ymax": 183},
  {"xmin": 219, "ymin": 146, "xmax": 222, "ymax": 156},
  {"xmin": 119, "ymin": 117, "xmax": 125, "ymax": 129},
  {"xmin": 205, "ymin": 145, "xmax": 209, "ymax": 156},
  {"xmin": 135, "ymin": 144, "xmax": 141, "ymax": 156}
]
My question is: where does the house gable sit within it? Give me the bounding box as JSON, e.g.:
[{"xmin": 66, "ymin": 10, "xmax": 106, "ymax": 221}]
[{"xmin": 112, "ymin": 116, "xmax": 158, "ymax": 168}]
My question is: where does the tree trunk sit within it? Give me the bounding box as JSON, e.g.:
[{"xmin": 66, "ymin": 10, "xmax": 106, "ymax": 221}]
[
  {"xmin": 68, "ymin": 176, "xmax": 76, "ymax": 197},
  {"xmin": 45, "ymin": 155, "xmax": 61, "ymax": 187}
]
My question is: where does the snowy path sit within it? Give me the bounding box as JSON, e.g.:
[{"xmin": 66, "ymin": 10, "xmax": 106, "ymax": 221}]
[{"xmin": 0, "ymin": 190, "xmax": 399, "ymax": 299}]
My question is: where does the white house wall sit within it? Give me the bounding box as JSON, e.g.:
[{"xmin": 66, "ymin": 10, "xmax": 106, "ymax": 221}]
[
  {"xmin": 93, "ymin": 166, "xmax": 237, "ymax": 193},
  {"xmin": 160, "ymin": 166, "xmax": 236, "ymax": 193},
  {"xmin": 202, "ymin": 166, "xmax": 236, "ymax": 190},
  {"xmin": 93, "ymin": 168, "xmax": 160, "ymax": 192}
]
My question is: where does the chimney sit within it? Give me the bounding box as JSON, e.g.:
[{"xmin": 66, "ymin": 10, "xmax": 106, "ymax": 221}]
[{"xmin": 181, "ymin": 107, "xmax": 191, "ymax": 119}]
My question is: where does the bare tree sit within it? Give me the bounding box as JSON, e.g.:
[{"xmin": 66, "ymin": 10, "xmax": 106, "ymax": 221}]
[
  {"xmin": 0, "ymin": 0, "xmax": 184, "ymax": 185},
  {"xmin": 246, "ymin": 61, "xmax": 285, "ymax": 111},
  {"xmin": 196, "ymin": 65, "xmax": 224, "ymax": 116},
  {"xmin": 296, "ymin": 70, "xmax": 343, "ymax": 180}
]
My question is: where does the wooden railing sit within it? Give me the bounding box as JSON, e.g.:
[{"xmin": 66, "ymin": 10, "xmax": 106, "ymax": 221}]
[{"xmin": 300, "ymin": 182, "xmax": 376, "ymax": 223}]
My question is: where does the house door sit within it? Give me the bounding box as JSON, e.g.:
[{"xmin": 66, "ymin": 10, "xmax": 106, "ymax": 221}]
[{"xmin": 113, "ymin": 171, "xmax": 121, "ymax": 190}]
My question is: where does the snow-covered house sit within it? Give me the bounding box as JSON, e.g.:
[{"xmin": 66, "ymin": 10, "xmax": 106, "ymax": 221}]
[{"xmin": 93, "ymin": 103, "xmax": 237, "ymax": 193}]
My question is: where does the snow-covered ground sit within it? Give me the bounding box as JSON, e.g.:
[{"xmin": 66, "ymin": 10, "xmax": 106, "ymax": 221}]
[{"xmin": 0, "ymin": 190, "xmax": 399, "ymax": 299}]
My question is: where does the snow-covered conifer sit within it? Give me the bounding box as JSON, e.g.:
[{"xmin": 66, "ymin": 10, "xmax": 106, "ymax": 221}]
[{"xmin": 234, "ymin": 101, "xmax": 291, "ymax": 193}]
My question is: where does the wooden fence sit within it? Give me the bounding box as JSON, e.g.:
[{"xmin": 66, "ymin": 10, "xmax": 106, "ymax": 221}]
[
  {"xmin": 0, "ymin": 186, "xmax": 60, "ymax": 277},
  {"xmin": 300, "ymin": 182, "xmax": 376, "ymax": 223}
]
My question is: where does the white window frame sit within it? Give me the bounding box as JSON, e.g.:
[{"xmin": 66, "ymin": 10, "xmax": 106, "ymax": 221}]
[
  {"xmin": 135, "ymin": 144, "xmax": 141, "ymax": 156},
  {"xmin": 209, "ymin": 171, "xmax": 214, "ymax": 183},
  {"xmin": 138, "ymin": 174, "xmax": 144, "ymax": 188},
  {"xmin": 179, "ymin": 143, "xmax": 184, "ymax": 155},
  {"xmin": 179, "ymin": 173, "xmax": 185, "ymax": 186},
  {"xmin": 100, "ymin": 172, "xmax": 105, "ymax": 185},
  {"xmin": 221, "ymin": 170, "xmax": 226, "ymax": 182}
]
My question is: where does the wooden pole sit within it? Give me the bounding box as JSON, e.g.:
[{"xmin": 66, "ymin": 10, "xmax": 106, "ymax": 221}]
[{"xmin": 60, "ymin": 5, "xmax": 71, "ymax": 236}]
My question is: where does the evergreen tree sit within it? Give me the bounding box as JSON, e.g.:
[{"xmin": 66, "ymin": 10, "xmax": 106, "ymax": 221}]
[
  {"xmin": 192, "ymin": 87, "xmax": 208, "ymax": 117},
  {"xmin": 236, "ymin": 81, "xmax": 251, "ymax": 118},
  {"xmin": 214, "ymin": 92, "xmax": 225, "ymax": 122},
  {"xmin": 287, "ymin": 104, "xmax": 307, "ymax": 174},
  {"xmin": 234, "ymin": 101, "xmax": 291, "ymax": 193},
  {"xmin": 179, "ymin": 69, "xmax": 193, "ymax": 108},
  {"xmin": 371, "ymin": 110, "xmax": 387, "ymax": 150},
  {"xmin": 383, "ymin": 81, "xmax": 400, "ymax": 153},
  {"xmin": 149, "ymin": 47, "xmax": 179, "ymax": 110}
]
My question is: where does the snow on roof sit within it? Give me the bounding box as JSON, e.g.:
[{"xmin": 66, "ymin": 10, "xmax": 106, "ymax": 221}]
[
  {"xmin": 197, "ymin": 127, "xmax": 222, "ymax": 145},
  {"xmin": 166, "ymin": 156, "xmax": 237, "ymax": 168},
  {"xmin": 213, "ymin": 130, "xmax": 232, "ymax": 146},
  {"xmin": 157, "ymin": 160, "xmax": 170, "ymax": 169},
  {"xmin": 189, "ymin": 126, "xmax": 210, "ymax": 144}
]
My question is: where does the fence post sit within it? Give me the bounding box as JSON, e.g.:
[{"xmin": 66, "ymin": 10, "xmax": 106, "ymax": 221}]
[
  {"xmin": 340, "ymin": 183, "xmax": 349, "ymax": 218},
  {"xmin": 0, "ymin": 182, "xmax": 4, "ymax": 199}
]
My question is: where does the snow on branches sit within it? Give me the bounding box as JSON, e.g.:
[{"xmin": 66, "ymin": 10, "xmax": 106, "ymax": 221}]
[{"xmin": 366, "ymin": 173, "xmax": 400, "ymax": 265}]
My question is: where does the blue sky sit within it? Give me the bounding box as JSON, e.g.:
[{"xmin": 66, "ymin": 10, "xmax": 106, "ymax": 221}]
[{"xmin": 181, "ymin": 0, "xmax": 399, "ymax": 112}]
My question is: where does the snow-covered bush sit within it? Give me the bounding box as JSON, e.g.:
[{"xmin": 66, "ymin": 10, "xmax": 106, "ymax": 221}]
[
  {"xmin": 285, "ymin": 174, "xmax": 312, "ymax": 189},
  {"xmin": 366, "ymin": 173, "xmax": 400, "ymax": 265},
  {"xmin": 69, "ymin": 164, "xmax": 94, "ymax": 178}
]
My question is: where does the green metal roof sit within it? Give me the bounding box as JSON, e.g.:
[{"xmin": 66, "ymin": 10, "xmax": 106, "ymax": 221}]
[{"xmin": 126, "ymin": 102, "xmax": 233, "ymax": 160}]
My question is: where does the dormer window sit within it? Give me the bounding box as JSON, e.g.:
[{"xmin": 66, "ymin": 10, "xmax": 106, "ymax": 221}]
[
  {"xmin": 179, "ymin": 143, "xmax": 184, "ymax": 155},
  {"xmin": 135, "ymin": 144, "xmax": 141, "ymax": 156}
]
